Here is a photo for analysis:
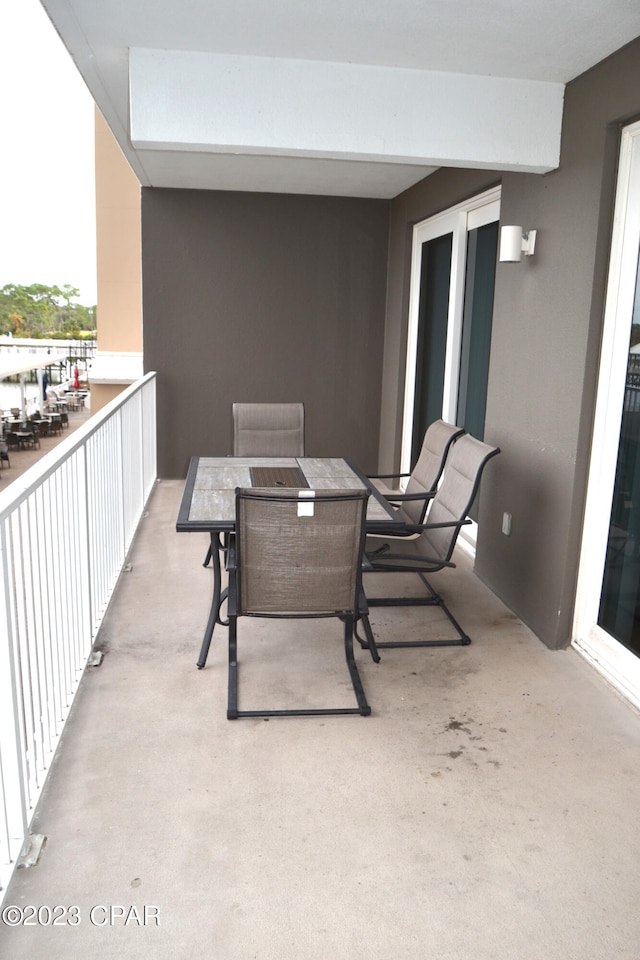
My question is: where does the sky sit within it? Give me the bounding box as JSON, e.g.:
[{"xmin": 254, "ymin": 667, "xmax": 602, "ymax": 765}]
[{"xmin": 0, "ymin": 0, "xmax": 97, "ymax": 305}]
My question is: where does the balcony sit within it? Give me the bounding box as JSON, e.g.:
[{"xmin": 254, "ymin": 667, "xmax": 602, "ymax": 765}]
[{"xmin": 2, "ymin": 390, "xmax": 640, "ymax": 957}]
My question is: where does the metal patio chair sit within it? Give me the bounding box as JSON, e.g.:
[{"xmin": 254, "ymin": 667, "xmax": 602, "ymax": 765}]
[
  {"xmin": 21, "ymin": 421, "xmax": 41, "ymax": 448},
  {"xmin": 203, "ymin": 401, "xmax": 306, "ymax": 567},
  {"xmin": 362, "ymin": 434, "xmax": 500, "ymax": 649},
  {"xmin": 368, "ymin": 419, "xmax": 464, "ymax": 529},
  {"xmin": 232, "ymin": 401, "xmax": 305, "ymax": 457},
  {"xmin": 226, "ymin": 487, "xmax": 378, "ymax": 719}
]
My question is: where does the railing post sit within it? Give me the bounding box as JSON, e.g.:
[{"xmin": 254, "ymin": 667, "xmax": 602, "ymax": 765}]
[
  {"xmin": 81, "ymin": 436, "xmax": 95, "ymax": 646},
  {"xmin": 0, "ymin": 520, "xmax": 30, "ymax": 883}
]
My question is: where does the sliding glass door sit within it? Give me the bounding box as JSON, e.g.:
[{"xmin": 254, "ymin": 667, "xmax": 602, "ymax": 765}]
[
  {"xmin": 402, "ymin": 187, "xmax": 500, "ymax": 483},
  {"xmin": 599, "ymin": 251, "xmax": 640, "ymax": 655},
  {"xmin": 411, "ymin": 232, "xmax": 454, "ymax": 462},
  {"xmin": 573, "ymin": 120, "xmax": 640, "ymax": 708},
  {"xmin": 458, "ymin": 220, "xmax": 499, "ymax": 442}
]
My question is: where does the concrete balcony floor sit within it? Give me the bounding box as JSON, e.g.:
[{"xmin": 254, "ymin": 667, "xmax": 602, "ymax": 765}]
[{"xmin": 2, "ymin": 478, "xmax": 640, "ymax": 959}]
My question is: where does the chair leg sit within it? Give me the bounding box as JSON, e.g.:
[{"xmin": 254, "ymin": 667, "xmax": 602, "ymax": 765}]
[
  {"xmin": 197, "ymin": 534, "xmax": 223, "ymax": 668},
  {"xmin": 344, "ymin": 616, "xmax": 372, "ymax": 716},
  {"xmin": 227, "ymin": 615, "xmax": 239, "ymax": 720},
  {"xmin": 226, "ymin": 615, "xmax": 372, "ymax": 719},
  {"xmin": 367, "ymin": 573, "xmax": 471, "ymax": 647},
  {"xmin": 354, "ymin": 613, "xmax": 381, "ymax": 663}
]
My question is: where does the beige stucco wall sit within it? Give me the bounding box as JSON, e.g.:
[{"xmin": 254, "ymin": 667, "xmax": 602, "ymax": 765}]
[
  {"xmin": 95, "ymin": 108, "xmax": 142, "ymax": 353},
  {"xmin": 91, "ymin": 109, "xmax": 143, "ymax": 415},
  {"xmin": 89, "ymin": 382, "xmax": 130, "ymax": 411}
]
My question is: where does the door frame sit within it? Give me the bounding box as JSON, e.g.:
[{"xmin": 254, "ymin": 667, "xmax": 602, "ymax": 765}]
[
  {"xmin": 401, "ymin": 186, "xmax": 501, "ymax": 477},
  {"xmin": 572, "ymin": 119, "xmax": 640, "ymax": 710}
]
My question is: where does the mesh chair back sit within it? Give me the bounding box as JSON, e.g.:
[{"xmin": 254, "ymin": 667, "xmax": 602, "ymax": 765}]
[
  {"xmin": 233, "ymin": 403, "xmax": 305, "ymax": 457},
  {"xmin": 401, "ymin": 420, "xmax": 464, "ymax": 524},
  {"xmin": 235, "ymin": 488, "xmax": 368, "ymax": 616},
  {"xmin": 416, "ymin": 435, "xmax": 499, "ymax": 563}
]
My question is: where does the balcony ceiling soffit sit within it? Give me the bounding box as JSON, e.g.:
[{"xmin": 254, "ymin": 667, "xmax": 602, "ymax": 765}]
[{"xmin": 40, "ymin": 0, "xmax": 640, "ymax": 198}]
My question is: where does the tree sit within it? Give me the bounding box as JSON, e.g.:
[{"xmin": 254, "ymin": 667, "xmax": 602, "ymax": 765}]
[
  {"xmin": 0, "ymin": 283, "xmax": 96, "ymax": 338},
  {"xmin": 8, "ymin": 311, "xmax": 25, "ymax": 337}
]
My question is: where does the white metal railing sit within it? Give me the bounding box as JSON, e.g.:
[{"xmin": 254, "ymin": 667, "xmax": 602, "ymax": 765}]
[{"xmin": 0, "ymin": 373, "xmax": 157, "ymax": 898}]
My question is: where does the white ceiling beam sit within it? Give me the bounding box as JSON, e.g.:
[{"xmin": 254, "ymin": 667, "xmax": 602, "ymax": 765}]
[{"xmin": 129, "ymin": 49, "xmax": 564, "ymax": 175}]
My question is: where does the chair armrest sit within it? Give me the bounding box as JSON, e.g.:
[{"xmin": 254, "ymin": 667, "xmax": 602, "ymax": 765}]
[
  {"xmin": 398, "ymin": 517, "xmax": 472, "ymax": 535},
  {"xmin": 404, "ymin": 517, "xmax": 471, "ymax": 533},
  {"xmin": 384, "ymin": 490, "xmax": 436, "ymax": 504},
  {"xmin": 364, "ymin": 551, "xmax": 456, "ymax": 570},
  {"xmin": 367, "ymin": 471, "xmax": 411, "ymax": 481}
]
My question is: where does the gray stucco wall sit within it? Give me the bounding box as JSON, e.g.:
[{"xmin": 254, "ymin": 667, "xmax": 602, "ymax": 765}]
[
  {"xmin": 382, "ymin": 36, "xmax": 640, "ymax": 649},
  {"xmin": 142, "ymin": 190, "xmax": 390, "ymax": 478},
  {"xmin": 140, "ymin": 36, "xmax": 640, "ymax": 651}
]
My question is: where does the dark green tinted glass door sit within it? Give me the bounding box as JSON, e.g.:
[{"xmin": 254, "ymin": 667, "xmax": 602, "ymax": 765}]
[
  {"xmin": 411, "ymin": 233, "xmax": 453, "ymax": 463},
  {"xmin": 599, "ymin": 249, "xmax": 640, "ymax": 656},
  {"xmin": 457, "ymin": 221, "xmax": 498, "ymax": 441}
]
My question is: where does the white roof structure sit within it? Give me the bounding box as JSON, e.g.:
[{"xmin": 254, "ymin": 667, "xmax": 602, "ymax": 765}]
[
  {"xmin": 40, "ymin": 0, "xmax": 640, "ymax": 199},
  {"xmin": 0, "ymin": 353, "xmax": 68, "ymax": 380}
]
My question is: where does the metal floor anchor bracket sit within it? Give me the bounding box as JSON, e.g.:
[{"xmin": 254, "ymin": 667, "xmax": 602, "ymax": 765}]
[{"xmin": 18, "ymin": 833, "xmax": 46, "ymax": 868}]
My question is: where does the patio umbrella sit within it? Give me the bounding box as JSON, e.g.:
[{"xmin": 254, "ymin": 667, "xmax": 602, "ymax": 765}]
[
  {"xmin": 73, "ymin": 365, "xmax": 80, "ymax": 389},
  {"xmin": 42, "ymin": 371, "xmax": 48, "ymax": 399}
]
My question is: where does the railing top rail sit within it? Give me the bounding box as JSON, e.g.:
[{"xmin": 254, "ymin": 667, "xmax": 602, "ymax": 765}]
[{"xmin": 0, "ymin": 372, "xmax": 157, "ymax": 521}]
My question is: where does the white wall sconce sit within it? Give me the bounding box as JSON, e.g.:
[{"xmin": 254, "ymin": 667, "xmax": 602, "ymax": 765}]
[{"xmin": 499, "ymin": 225, "xmax": 537, "ymax": 262}]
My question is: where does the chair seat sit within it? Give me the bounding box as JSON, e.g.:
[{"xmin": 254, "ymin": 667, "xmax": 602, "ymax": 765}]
[{"xmin": 364, "ymin": 535, "xmax": 444, "ymax": 568}]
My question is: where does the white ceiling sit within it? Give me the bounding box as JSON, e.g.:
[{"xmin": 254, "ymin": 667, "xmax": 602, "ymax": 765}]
[{"xmin": 41, "ymin": 0, "xmax": 640, "ymax": 198}]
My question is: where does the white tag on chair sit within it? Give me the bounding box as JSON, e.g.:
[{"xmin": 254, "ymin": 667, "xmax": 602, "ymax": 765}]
[{"xmin": 297, "ymin": 489, "xmax": 315, "ymax": 517}]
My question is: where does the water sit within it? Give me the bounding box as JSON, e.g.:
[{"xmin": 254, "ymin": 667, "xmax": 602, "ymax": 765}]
[{"xmin": 0, "ymin": 382, "xmax": 43, "ymax": 416}]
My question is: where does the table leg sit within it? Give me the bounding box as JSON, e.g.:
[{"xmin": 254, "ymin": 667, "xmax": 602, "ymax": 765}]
[{"xmin": 197, "ymin": 532, "xmax": 222, "ymax": 668}]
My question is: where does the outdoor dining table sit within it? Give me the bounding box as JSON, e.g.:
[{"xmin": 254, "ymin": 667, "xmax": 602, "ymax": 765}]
[
  {"xmin": 177, "ymin": 455, "xmax": 404, "ymax": 668},
  {"xmin": 13, "ymin": 430, "xmax": 37, "ymax": 449}
]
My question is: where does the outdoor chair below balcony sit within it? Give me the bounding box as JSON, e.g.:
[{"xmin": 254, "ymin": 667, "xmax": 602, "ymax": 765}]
[
  {"xmin": 6, "ymin": 432, "xmax": 21, "ymax": 451},
  {"xmin": 21, "ymin": 422, "xmax": 40, "ymax": 448}
]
